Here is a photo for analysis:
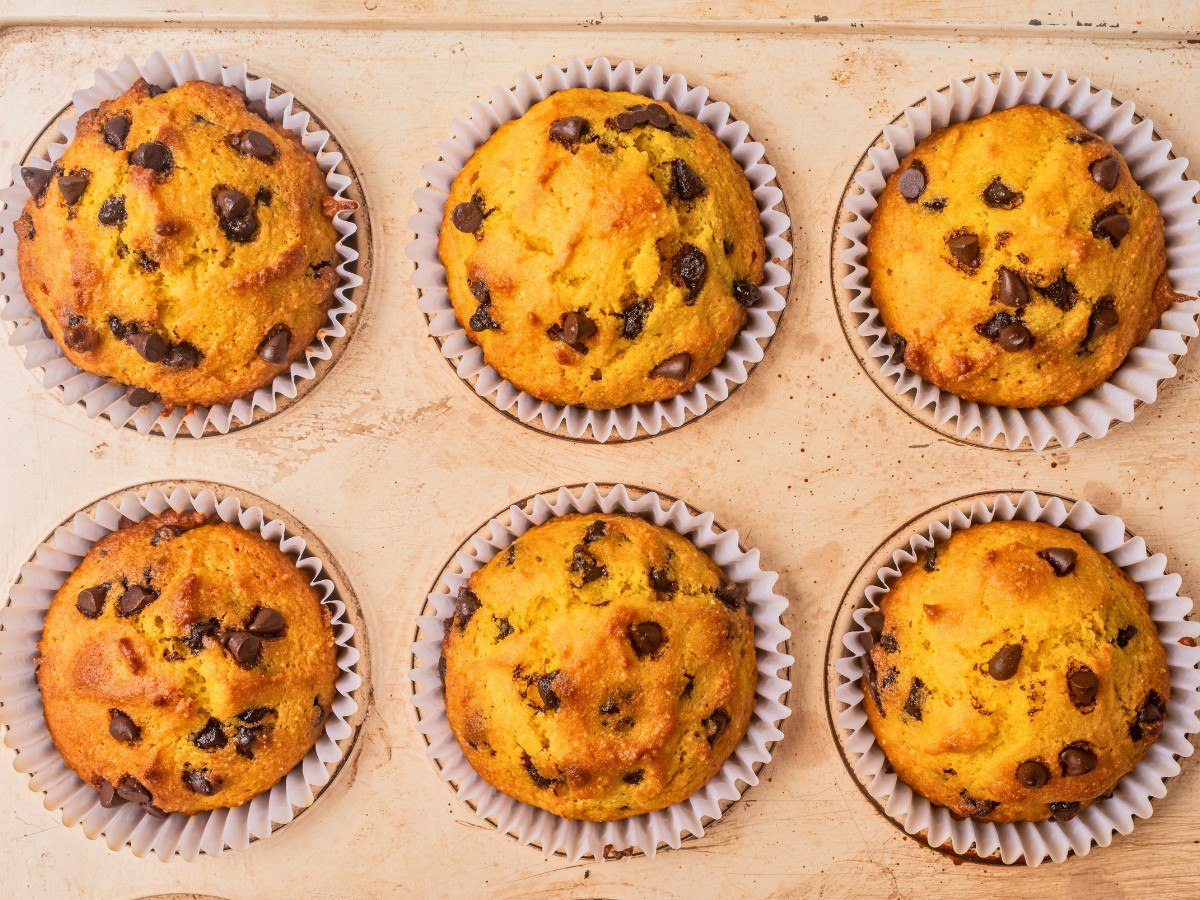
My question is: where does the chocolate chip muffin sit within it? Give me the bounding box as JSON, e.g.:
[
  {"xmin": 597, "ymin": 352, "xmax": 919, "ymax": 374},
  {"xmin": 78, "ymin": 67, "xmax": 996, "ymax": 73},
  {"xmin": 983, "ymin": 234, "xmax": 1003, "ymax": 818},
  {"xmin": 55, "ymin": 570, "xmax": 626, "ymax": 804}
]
[
  {"xmin": 862, "ymin": 520, "xmax": 1170, "ymax": 824},
  {"xmin": 867, "ymin": 105, "xmax": 1173, "ymax": 408},
  {"xmin": 15, "ymin": 78, "xmax": 355, "ymax": 410},
  {"xmin": 438, "ymin": 88, "xmax": 765, "ymax": 409},
  {"xmin": 442, "ymin": 513, "xmax": 757, "ymax": 821},
  {"xmin": 36, "ymin": 511, "xmax": 338, "ymax": 816}
]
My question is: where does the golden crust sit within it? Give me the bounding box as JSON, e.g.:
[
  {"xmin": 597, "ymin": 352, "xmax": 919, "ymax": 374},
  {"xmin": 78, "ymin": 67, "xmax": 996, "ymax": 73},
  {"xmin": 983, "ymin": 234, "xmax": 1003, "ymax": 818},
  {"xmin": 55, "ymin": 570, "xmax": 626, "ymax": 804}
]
[
  {"xmin": 442, "ymin": 513, "xmax": 758, "ymax": 821},
  {"xmin": 867, "ymin": 105, "xmax": 1172, "ymax": 408},
  {"xmin": 36, "ymin": 512, "xmax": 339, "ymax": 815},
  {"xmin": 438, "ymin": 88, "xmax": 765, "ymax": 409},
  {"xmin": 16, "ymin": 78, "xmax": 342, "ymax": 409},
  {"xmin": 862, "ymin": 521, "xmax": 1170, "ymax": 823}
]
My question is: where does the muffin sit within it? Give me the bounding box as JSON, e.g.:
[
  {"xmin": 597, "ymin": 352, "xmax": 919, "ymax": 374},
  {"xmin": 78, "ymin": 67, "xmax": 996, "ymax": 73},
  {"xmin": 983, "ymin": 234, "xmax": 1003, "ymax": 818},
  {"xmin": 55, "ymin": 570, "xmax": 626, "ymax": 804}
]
[
  {"xmin": 861, "ymin": 520, "xmax": 1170, "ymax": 823},
  {"xmin": 15, "ymin": 77, "xmax": 355, "ymax": 410},
  {"xmin": 437, "ymin": 87, "xmax": 765, "ymax": 409},
  {"xmin": 36, "ymin": 510, "xmax": 338, "ymax": 816},
  {"xmin": 867, "ymin": 104, "xmax": 1172, "ymax": 408},
  {"xmin": 442, "ymin": 513, "xmax": 757, "ymax": 821}
]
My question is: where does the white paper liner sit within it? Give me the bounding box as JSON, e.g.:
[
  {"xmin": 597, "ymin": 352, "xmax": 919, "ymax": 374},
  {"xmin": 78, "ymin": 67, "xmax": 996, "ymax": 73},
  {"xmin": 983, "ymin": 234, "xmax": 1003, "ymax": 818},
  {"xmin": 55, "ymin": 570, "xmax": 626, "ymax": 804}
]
[
  {"xmin": 839, "ymin": 67, "xmax": 1200, "ymax": 450},
  {"xmin": 0, "ymin": 50, "xmax": 363, "ymax": 438},
  {"xmin": 0, "ymin": 485, "xmax": 363, "ymax": 860},
  {"xmin": 407, "ymin": 58, "xmax": 792, "ymax": 442},
  {"xmin": 409, "ymin": 483, "xmax": 792, "ymax": 859},
  {"xmin": 832, "ymin": 490, "xmax": 1200, "ymax": 866}
]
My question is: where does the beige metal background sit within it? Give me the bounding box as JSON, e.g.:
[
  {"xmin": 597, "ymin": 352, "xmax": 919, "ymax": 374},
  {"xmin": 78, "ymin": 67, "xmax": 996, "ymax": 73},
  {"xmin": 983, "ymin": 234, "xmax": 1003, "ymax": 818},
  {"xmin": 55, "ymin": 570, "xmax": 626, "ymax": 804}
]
[{"xmin": 1, "ymin": 2, "xmax": 1198, "ymax": 898}]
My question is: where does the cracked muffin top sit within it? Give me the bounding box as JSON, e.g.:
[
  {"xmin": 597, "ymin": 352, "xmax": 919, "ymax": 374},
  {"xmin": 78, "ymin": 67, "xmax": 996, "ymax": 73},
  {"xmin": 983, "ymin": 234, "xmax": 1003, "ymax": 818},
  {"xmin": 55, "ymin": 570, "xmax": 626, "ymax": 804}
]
[
  {"xmin": 441, "ymin": 513, "xmax": 758, "ymax": 821},
  {"xmin": 861, "ymin": 520, "xmax": 1170, "ymax": 824},
  {"xmin": 15, "ymin": 78, "xmax": 355, "ymax": 411},
  {"xmin": 867, "ymin": 104, "xmax": 1174, "ymax": 408},
  {"xmin": 36, "ymin": 511, "xmax": 338, "ymax": 816},
  {"xmin": 437, "ymin": 88, "xmax": 765, "ymax": 410}
]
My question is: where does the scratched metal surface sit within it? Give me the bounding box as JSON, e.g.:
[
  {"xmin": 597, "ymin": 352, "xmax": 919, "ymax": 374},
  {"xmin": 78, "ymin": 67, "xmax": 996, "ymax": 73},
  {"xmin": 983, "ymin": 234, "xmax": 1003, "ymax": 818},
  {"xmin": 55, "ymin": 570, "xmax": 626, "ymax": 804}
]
[{"xmin": 1, "ymin": 3, "xmax": 1199, "ymax": 898}]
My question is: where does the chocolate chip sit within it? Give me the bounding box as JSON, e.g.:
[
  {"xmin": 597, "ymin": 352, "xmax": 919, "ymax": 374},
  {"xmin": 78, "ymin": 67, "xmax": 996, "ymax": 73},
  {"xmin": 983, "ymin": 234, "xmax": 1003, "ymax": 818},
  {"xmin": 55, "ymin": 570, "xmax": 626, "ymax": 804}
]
[
  {"xmin": 163, "ymin": 341, "xmax": 202, "ymax": 368},
  {"xmin": 257, "ymin": 325, "xmax": 291, "ymax": 364},
  {"xmin": 670, "ymin": 159, "xmax": 707, "ymax": 202},
  {"xmin": 622, "ymin": 769, "xmax": 644, "ymax": 785},
  {"xmin": 183, "ymin": 768, "xmax": 216, "ymax": 795},
  {"xmin": 57, "ymin": 174, "xmax": 90, "ymax": 206},
  {"xmin": 537, "ymin": 672, "xmax": 560, "ymax": 710},
  {"xmin": 1068, "ymin": 666, "xmax": 1099, "ymax": 707},
  {"xmin": 600, "ymin": 698, "xmax": 621, "ymax": 716},
  {"xmin": 193, "ymin": 718, "xmax": 227, "ymax": 751},
  {"xmin": 864, "ymin": 610, "xmax": 885, "ymax": 642},
  {"xmin": 976, "ymin": 310, "xmax": 1024, "ymax": 342},
  {"xmin": 924, "ymin": 548, "xmax": 939, "ymax": 572},
  {"xmin": 115, "ymin": 776, "xmax": 152, "ymax": 805},
  {"xmin": 987, "ymin": 644, "xmax": 1022, "ymax": 680},
  {"xmin": 117, "ymin": 585, "xmax": 158, "ymax": 616},
  {"xmin": 1140, "ymin": 691, "xmax": 1166, "ymax": 725},
  {"xmin": 237, "ymin": 707, "xmax": 273, "ymax": 724},
  {"xmin": 235, "ymin": 726, "xmax": 260, "ymax": 758},
  {"xmin": 255, "ymin": 187, "xmax": 272, "ymax": 207},
  {"xmin": 63, "ymin": 315, "xmax": 98, "ymax": 352},
  {"xmin": 468, "ymin": 280, "xmax": 500, "ymax": 331},
  {"xmin": 583, "ymin": 520, "xmax": 606, "ymax": 543},
  {"xmin": 886, "ymin": 331, "xmax": 907, "ymax": 362},
  {"xmin": 732, "ymin": 280, "xmax": 761, "ymax": 307},
  {"xmin": 229, "ymin": 130, "xmax": 277, "ymax": 162},
  {"xmin": 716, "ymin": 580, "xmax": 746, "ymax": 610},
  {"xmin": 612, "ymin": 105, "xmax": 650, "ymax": 132},
  {"xmin": 924, "ymin": 197, "xmax": 947, "ymax": 211},
  {"xmin": 151, "ymin": 524, "xmax": 182, "ymax": 546},
  {"xmin": 126, "ymin": 331, "xmax": 166, "ymax": 363},
  {"xmin": 880, "ymin": 634, "xmax": 899, "ymax": 653},
  {"xmin": 703, "ymin": 709, "xmax": 729, "ymax": 745},
  {"xmin": 560, "ymin": 311, "xmax": 597, "ymax": 344},
  {"xmin": 126, "ymin": 386, "xmax": 158, "ymax": 407},
  {"xmin": 982, "ymin": 176, "xmax": 1023, "ymax": 209},
  {"xmin": 1067, "ymin": 132, "xmax": 1097, "ymax": 144},
  {"xmin": 77, "ymin": 584, "xmax": 109, "ymax": 617},
  {"xmin": 618, "ymin": 298, "xmax": 653, "ymax": 339},
  {"xmin": 21, "ymin": 166, "xmax": 52, "ymax": 201},
  {"xmin": 246, "ymin": 98, "xmax": 270, "ymax": 121},
  {"xmin": 897, "ymin": 160, "xmax": 926, "ymax": 201},
  {"xmin": 549, "ymin": 116, "xmax": 587, "ymax": 147},
  {"xmin": 1090, "ymin": 156, "xmax": 1120, "ymax": 191},
  {"xmin": 1049, "ymin": 800, "xmax": 1080, "ymax": 821},
  {"xmin": 903, "ymin": 677, "xmax": 928, "ymax": 720},
  {"xmin": 98, "ymin": 196, "xmax": 126, "ymax": 226},
  {"xmin": 129, "ymin": 141, "xmax": 173, "ymax": 174},
  {"xmin": 650, "ymin": 352, "xmax": 691, "ymax": 381},
  {"xmin": 247, "ymin": 607, "xmax": 285, "ymax": 636},
  {"xmin": 995, "ymin": 267, "xmax": 1029, "ymax": 307},
  {"xmin": 959, "ymin": 792, "xmax": 999, "ymax": 819},
  {"xmin": 147, "ymin": 84, "xmax": 168, "ymax": 97},
  {"xmin": 495, "ymin": 616, "xmax": 514, "ymax": 641},
  {"xmin": 97, "ymin": 779, "xmax": 125, "ymax": 808},
  {"xmin": 216, "ymin": 188, "xmax": 249, "ymax": 221},
  {"xmin": 670, "ymin": 244, "xmax": 708, "ymax": 300},
  {"xmin": 648, "ymin": 567, "xmax": 677, "ymax": 595},
  {"xmin": 1092, "ymin": 209, "xmax": 1130, "ymax": 246},
  {"xmin": 1090, "ymin": 303, "xmax": 1119, "ymax": 339},
  {"xmin": 571, "ymin": 545, "xmax": 608, "ymax": 584},
  {"xmin": 646, "ymin": 104, "xmax": 670, "ymax": 129},
  {"xmin": 185, "ymin": 618, "xmax": 220, "ymax": 653},
  {"xmin": 454, "ymin": 587, "xmax": 481, "ymax": 629},
  {"xmin": 522, "ymin": 753, "xmax": 560, "ymax": 789},
  {"xmin": 223, "ymin": 631, "xmax": 262, "ymax": 666},
  {"xmin": 946, "ymin": 232, "xmax": 980, "ymax": 268},
  {"xmin": 108, "ymin": 710, "xmax": 140, "ymax": 743},
  {"xmin": 629, "ymin": 622, "xmax": 664, "ymax": 656},
  {"xmin": 1038, "ymin": 547, "xmax": 1077, "ymax": 576},
  {"xmin": 1016, "ymin": 760, "xmax": 1049, "ymax": 788},
  {"xmin": 1115, "ymin": 625, "xmax": 1137, "ymax": 648},
  {"xmin": 1060, "ymin": 744, "xmax": 1097, "ymax": 776},
  {"xmin": 103, "ymin": 115, "xmax": 131, "ymax": 150},
  {"xmin": 1036, "ymin": 271, "xmax": 1078, "ymax": 311},
  {"xmin": 451, "ymin": 201, "xmax": 484, "ymax": 234},
  {"xmin": 997, "ymin": 322, "xmax": 1034, "ymax": 352}
]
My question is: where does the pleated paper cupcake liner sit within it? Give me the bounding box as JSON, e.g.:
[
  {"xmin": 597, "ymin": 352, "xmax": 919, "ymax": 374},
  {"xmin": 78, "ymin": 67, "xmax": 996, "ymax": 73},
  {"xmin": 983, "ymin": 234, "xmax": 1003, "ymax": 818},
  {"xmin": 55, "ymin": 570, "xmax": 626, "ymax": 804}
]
[
  {"xmin": 0, "ymin": 50, "xmax": 364, "ymax": 437},
  {"xmin": 838, "ymin": 67, "xmax": 1200, "ymax": 450},
  {"xmin": 832, "ymin": 490, "xmax": 1200, "ymax": 865},
  {"xmin": 409, "ymin": 483, "xmax": 793, "ymax": 860},
  {"xmin": 408, "ymin": 58, "xmax": 792, "ymax": 442},
  {"xmin": 0, "ymin": 484, "xmax": 364, "ymax": 860}
]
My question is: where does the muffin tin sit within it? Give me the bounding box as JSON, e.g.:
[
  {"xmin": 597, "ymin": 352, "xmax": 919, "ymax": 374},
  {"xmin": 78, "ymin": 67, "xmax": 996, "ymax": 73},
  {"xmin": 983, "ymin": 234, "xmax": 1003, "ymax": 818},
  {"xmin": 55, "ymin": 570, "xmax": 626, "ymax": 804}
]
[{"xmin": 0, "ymin": 5, "xmax": 1198, "ymax": 897}]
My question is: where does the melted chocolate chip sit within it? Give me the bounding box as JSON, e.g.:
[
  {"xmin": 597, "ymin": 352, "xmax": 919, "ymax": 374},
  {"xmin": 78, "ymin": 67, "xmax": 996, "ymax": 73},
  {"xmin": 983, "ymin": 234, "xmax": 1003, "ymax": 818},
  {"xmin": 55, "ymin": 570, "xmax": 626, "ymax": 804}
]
[
  {"xmin": 77, "ymin": 584, "xmax": 109, "ymax": 617},
  {"xmin": 183, "ymin": 768, "xmax": 216, "ymax": 795},
  {"xmin": 897, "ymin": 160, "xmax": 926, "ymax": 201},
  {"xmin": 1067, "ymin": 133, "xmax": 1097, "ymax": 144},
  {"xmin": 257, "ymin": 325, "xmax": 291, "ymax": 364},
  {"xmin": 995, "ymin": 267, "xmax": 1030, "ymax": 307},
  {"xmin": 571, "ymin": 545, "xmax": 608, "ymax": 584},
  {"xmin": 1115, "ymin": 625, "xmax": 1138, "ymax": 648},
  {"xmin": 670, "ymin": 159, "xmax": 707, "ymax": 202},
  {"xmin": 129, "ymin": 141, "xmax": 173, "ymax": 174},
  {"xmin": 715, "ymin": 580, "xmax": 746, "ymax": 610},
  {"xmin": 228, "ymin": 130, "xmax": 278, "ymax": 162},
  {"xmin": 454, "ymin": 587, "xmax": 481, "ymax": 630},
  {"xmin": 670, "ymin": 244, "xmax": 708, "ymax": 301},
  {"xmin": 117, "ymin": 584, "xmax": 158, "ymax": 617},
  {"xmin": 549, "ymin": 116, "xmax": 587, "ymax": 147},
  {"xmin": 1092, "ymin": 208, "xmax": 1130, "ymax": 247},
  {"xmin": 1016, "ymin": 760, "xmax": 1050, "ymax": 788},
  {"xmin": 959, "ymin": 792, "xmax": 999, "ymax": 818},
  {"xmin": 57, "ymin": 173, "xmax": 90, "ymax": 206},
  {"xmin": 1060, "ymin": 743, "xmax": 1097, "ymax": 776},
  {"xmin": 235, "ymin": 726, "xmax": 260, "ymax": 758},
  {"xmin": 924, "ymin": 548, "xmax": 939, "ymax": 572},
  {"xmin": 618, "ymin": 298, "xmax": 653, "ymax": 339},
  {"xmin": 537, "ymin": 672, "xmax": 560, "ymax": 710},
  {"xmin": 21, "ymin": 166, "xmax": 52, "ymax": 201},
  {"xmin": 97, "ymin": 196, "xmax": 126, "ymax": 226},
  {"xmin": 732, "ymin": 280, "xmax": 761, "ymax": 307},
  {"xmin": 946, "ymin": 232, "xmax": 981, "ymax": 268},
  {"xmin": 108, "ymin": 710, "xmax": 140, "ymax": 743},
  {"xmin": 987, "ymin": 644, "xmax": 1022, "ymax": 680},
  {"xmin": 903, "ymin": 677, "xmax": 928, "ymax": 720},
  {"xmin": 523, "ymin": 753, "xmax": 560, "ymax": 789},
  {"xmin": 1036, "ymin": 271, "xmax": 1078, "ymax": 311},
  {"xmin": 628, "ymin": 622, "xmax": 664, "ymax": 656},
  {"xmin": 185, "ymin": 618, "xmax": 220, "ymax": 653},
  {"xmin": 648, "ymin": 566, "xmax": 677, "ymax": 595},
  {"xmin": 150, "ymin": 524, "xmax": 182, "ymax": 546},
  {"xmin": 247, "ymin": 607, "xmax": 285, "ymax": 636},
  {"xmin": 924, "ymin": 197, "xmax": 947, "ymax": 211},
  {"xmin": 622, "ymin": 770, "xmax": 644, "ymax": 785},
  {"xmin": 163, "ymin": 341, "xmax": 202, "ymax": 369},
  {"xmin": 703, "ymin": 709, "xmax": 730, "ymax": 745},
  {"xmin": 238, "ymin": 707, "xmax": 273, "ymax": 725},
  {"xmin": 982, "ymin": 177, "xmax": 1023, "ymax": 209},
  {"xmin": 451, "ymin": 201, "xmax": 483, "ymax": 233},
  {"xmin": 193, "ymin": 717, "xmax": 227, "ymax": 751},
  {"xmin": 223, "ymin": 631, "xmax": 262, "ymax": 666},
  {"xmin": 975, "ymin": 310, "xmax": 1027, "ymax": 345},
  {"xmin": 1038, "ymin": 547, "xmax": 1077, "ymax": 576},
  {"xmin": 495, "ymin": 616, "xmax": 514, "ymax": 641},
  {"xmin": 1068, "ymin": 665, "xmax": 1099, "ymax": 708},
  {"xmin": 1049, "ymin": 800, "xmax": 1081, "ymax": 821},
  {"xmin": 583, "ymin": 520, "xmax": 606, "ymax": 543},
  {"xmin": 467, "ymin": 280, "xmax": 500, "ymax": 331},
  {"xmin": 649, "ymin": 352, "xmax": 691, "ymax": 381},
  {"xmin": 1090, "ymin": 156, "xmax": 1120, "ymax": 191}
]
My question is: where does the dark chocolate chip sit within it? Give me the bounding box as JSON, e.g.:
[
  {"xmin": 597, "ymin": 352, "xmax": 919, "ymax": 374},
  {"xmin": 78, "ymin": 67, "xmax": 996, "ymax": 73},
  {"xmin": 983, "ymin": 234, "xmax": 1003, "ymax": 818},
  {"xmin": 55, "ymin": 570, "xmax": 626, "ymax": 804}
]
[
  {"xmin": 583, "ymin": 520, "xmax": 606, "ymax": 543},
  {"xmin": 109, "ymin": 316, "xmax": 130, "ymax": 340},
  {"xmin": 1068, "ymin": 666, "xmax": 1099, "ymax": 707},
  {"xmin": 495, "ymin": 616, "xmax": 514, "ymax": 641},
  {"xmin": 924, "ymin": 548, "xmax": 939, "ymax": 572},
  {"xmin": 223, "ymin": 631, "xmax": 262, "ymax": 666},
  {"xmin": 126, "ymin": 386, "xmax": 158, "ymax": 407},
  {"xmin": 959, "ymin": 791, "xmax": 999, "ymax": 818},
  {"xmin": 618, "ymin": 298, "xmax": 653, "ymax": 339},
  {"xmin": 996, "ymin": 267, "xmax": 1030, "ymax": 307},
  {"xmin": 185, "ymin": 618, "xmax": 220, "ymax": 653},
  {"xmin": 1036, "ymin": 271, "xmax": 1078, "ymax": 311},
  {"xmin": 237, "ymin": 707, "xmax": 273, "ymax": 724},
  {"xmin": 537, "ymin": 672, "xmax": 560, "ymax": 711},
  {"xmin": 104, "ymin": 115, "xmax": 131, "ymax": 150},
  {"xmin": 976, "ymin": 310, "xmax": 1024, "ymax": 342},
  {"xmin": 1067, "ymin": 132, "xmax": 1097, "ymax": 144},
  {"xmin": 946, "ymin": 232, "xmax": 980, "ymax": 268},
  {"xmin": 255, "ymin": 187, "xmax": 272, "ymax": 206},
  {"xmin": 648, "ymin": 566, "xmax": 678, "ymax": 595},
  {"xmin": 1049, "ymin": 800, "xmax": 1080, "ymax": 821},
  {"xmin": 886, "ymin": 331, "xmax": 907, "ymax": 362},
  {"xmin": 1092, "ymin": 210, "xmax": 1130, "ymax": 247},
  {"xmin": 982, "ymin": 176, "xmax": 1024, "ymax": 209},
  {"xmin": 454, "ymin": 587, "xmax": 481, "ymax": 629},
  {"xmin": 1090, "ymin": 156, "xmax": 1120, "ymax": 191},
  {"xmin": 147, "ymin": 84, "xmax": 168, "ymax": 97},
  {"xmin": 235, "ymin": 726, "xmax": 259, "ymax": 758},
  {"xmin": 57, "ymin": 174, "xmax": 90, "ymax": 206},
  {"xmin": 549, "ymin": 116, "xmax": 587, "ymax": 147},
  {"xmin": 703, "ymin": 708, "xmax": 730, "ymax": 745},
  {"xmin": 612, "ymin": 105, "xmax": 650, "ymax": 132},
  {"xmin": 117, "ymin": 584, "xmax": 158, "ymax": 617},
  {"xmin": 628, "ymin": 622, "xmax": 664, "ymax": 656},
  {"xmin": 670, "ymin": 159, "xmax": 707, "ymax": 202},
  {"xmin": 21, "ymin": 166, "xmax": 52, "ymax": 201},
  {"xmin": 903, "ymin": 677, "xmax": 928, "ymax": 720},
  {"xmin": 246, "ymin": 98, "xmax": 270, "ymax": 121},
  {"xmin": 1060, "ymin": 744, "xmax": 1097, "ymax": 776},
  {"xmin": 987, "ymin": 644, "xmax": 1022, "ymax": 680},
  {"xmin": 151, "ymin": 524, "xmax": 182, "ymax": 546},
  {"xmin": 715, "ymin": 580, "xmax": 746, "ymax": 611},
  {"xmin": 451, "ymin": 201, "xmax": 483, "ymax": 233},
  {"xmin": 126, "ymin": 331, "xmax": 166, "ymax": 363},
  {"xmin": 1038, "ymin": 547, "xmax": 1077, "ymax": 577},
  {"xmin": 193, "ymin": 717, "xmax": 227, "ymax": 751},
  {"xmin": 622, "ymin": 769, "xmax": 644, "ymax": 785},
  {"xmin": 650, "ymin": 352, "xmax": 691, "ymax": 381},
  {"xmin": 62, "ymin": 314, "xmax": 97, "ymax": 351},
  {"xmin": 879, "ymin": 634, "xmax": 899, "ymax": 653},
  {"xmin": 116, "ymin": 776, "xmax": 152, "ymax": 805},
  {"xmin": 1139, "ymin": 691, "xmax": 1166, "ymax": 725},
  {"xmin": 600, "ymin": 698, "xmax": 621, "ymax": 716},
  {"xmin": 108, "ymin": 710, "xmax": 140, "ymax": 743},
  {"xmin": 257, "ymin": 325, "xmax": 291, "ymax": 364},
  {"xmin": 129, "ymin": 141, "xmax": 173, "ymax": 174},
  {"xmin": 97, "ymin": 196, "xmax": 127, "ymax": 226},
  {"xmin": 523, "ymin": 753, "xmax": 560, "ymax": 789},
  {"xmin": 997, "ymin": 322, "xmax": 1034, "ymax": 352},
  {"xmin": 864, "ymin": 610, "xmax": 885, "ymax": 642},
  {"xmin": 571, "ymin": 545, "xmax": 608, "ymax": 584},
  {"xmin": 1115, "ymin": 625, "xmax": 1137, "ymax": 648},
  {"xmin": 924, "ymin": 197, "xmax": 947, "ymax": 211},
  {"xmin": 646, "ymin": 104, "xmax": 670, "ymax": 129},
  {"xmin": 1016, "ymin": 760, "xmax": 1049, "ymax": 788},
  {"xmin": 247, "ymin": 607, "xmax": 285, "ymax": 636},
  {"xmin": 560, "ymin": 311, "xmax": 597, "ymax": 344},
  {"xmin": 732, "ymin": 280, "xmax": 761, "ymax": 307},
  {"xmin": 216, "ymin": 188, "xmax": 249, "ymax": 221},
  {"xmin": 670, "ymin": 244, "xmax": 708, "ymax": 300},
  {"xmin": 897, "ymin": 160, "xmax": 926, "ymax": 201},
  {"xmin": 1091, "ymin": 304, "xmax": 1119, "ymax": 338},
  {"xmin": 183, "ymin": 768, "xmax": 216, "ymax": 795},
  {"xmin": 77, "ymin": 583, "xmax": 109, "ymax": 617},
  {"xmin": 163, "ymin": 341, "xmax": 202, "ymax": 369},
  {"xmin": 97, "ymin": 779, "xmax": 125, "ymax": 808},
  {"xmin": 229, "ymin": 130, "xmax": 277, "ymax": 161}
]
